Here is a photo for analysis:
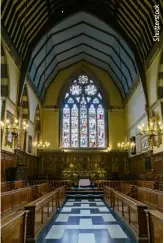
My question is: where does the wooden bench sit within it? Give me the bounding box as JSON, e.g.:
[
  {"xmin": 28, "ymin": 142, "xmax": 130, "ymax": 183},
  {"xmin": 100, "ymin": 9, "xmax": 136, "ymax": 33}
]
[
  {"xmin": 1, "ymin": 210, "xmax": 28, "ymax": 243},
  {"xmin": 118, "ymin": 183, "xmax": 163, "ymax": 212},
  {"xmin": 145, "ymin": 210, "xmax": 163, "ymax": 243},
  {"xmin": 1, "ymin": 180, "xmax": 25, "ymax": 192},
  {"xmin": 104, "ymin": 186, "xmax": 149, "ymax": 243},
  {"xmin": 25, "ymin": 186, "xmax": 66, "ymax": 242},
  {"xmin": 136, "ymin": 180, "xmax": 155, "ymax": 189},
  {"xmin": 1, "ymin": 183, "xmax": 49, "ymax": 215},
  {"xmin": 137, "ymin": 187, "xmax": 163, "ymax": 212}
]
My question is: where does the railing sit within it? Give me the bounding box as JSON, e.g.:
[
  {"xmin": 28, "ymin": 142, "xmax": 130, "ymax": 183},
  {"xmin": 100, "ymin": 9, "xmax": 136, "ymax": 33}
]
[
  {"xmin": 145, "ymin": 210, "xmax": 163, "ymax": 243},
  {"xmin": 1, "ymin": 183, "xmax": 49, "ymax": 215},
  {"xmin": 95, "ymin": 180, "xmax": 133, "ymax": 190},
  {"xmin": 28, "ymin": 180, "xmax": 47, "ymax": 186},
  {"xmin": 48, "ymin": 180, "xmax": 71, "ymax": 191},
  {"xmin": 1, "ymin": 210, "xmax": 28, "ymax": 243},
  {"xmin": 104, "ymin": 186, "xmax": 148, "ymax": 242},
  {"xmin": 25, "ymin": 186, "xmax": 66, "ymax": 242}
]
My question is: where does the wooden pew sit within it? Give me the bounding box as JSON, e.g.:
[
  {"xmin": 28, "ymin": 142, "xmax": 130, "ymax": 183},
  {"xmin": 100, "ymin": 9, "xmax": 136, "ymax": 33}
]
[
  {"xmin": 1, "ymin": 183, "xmax": 49, "ymax": 215},
  {"xmin": 1, "ymin": 211, "xmax": 28, "ymax": 243},
  {"xmin": 1, "ymin": 182, "xmax": 8, "ymax": 192},
  {"xmin": 137, "ymin": 187, "xmax": 163, "ymax": 212},
  {"xmin": 1, "ymin": 180, "xmax": 25, "ymax": 192},
  {"xmin": 25, "ymin": 186, "xmax": 66, "ymax": 242},
  {"xmin": 104, "ymin": 186, "xmax": 149, "ymax": 243},
  {"xmin": 118, "ymin": 183, "xmax": 163, "ymax": 212},
  {"xmin": 145, "ymin": 210, "xmax": 163, "ymax": 243},
  {"xmin": 136, "ymin": 180, "xmax": 155, "ymax": 189}
]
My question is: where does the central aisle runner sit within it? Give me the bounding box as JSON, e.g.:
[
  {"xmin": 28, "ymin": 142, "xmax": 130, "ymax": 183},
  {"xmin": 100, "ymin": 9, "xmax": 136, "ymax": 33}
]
[{"xmin": 37, "ymin": 198, "xmax": 137, "ymax": 243}]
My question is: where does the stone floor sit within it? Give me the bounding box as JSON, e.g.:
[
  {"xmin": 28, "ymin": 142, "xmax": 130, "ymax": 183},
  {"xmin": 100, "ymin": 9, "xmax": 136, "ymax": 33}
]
[{"xmin": 37, "ymin": 198, "xmax": 137, "ymax": 243}]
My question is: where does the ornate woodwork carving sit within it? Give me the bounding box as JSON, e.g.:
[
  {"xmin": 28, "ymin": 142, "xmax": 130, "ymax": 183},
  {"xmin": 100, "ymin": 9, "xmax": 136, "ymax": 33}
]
[
  {"xmin": 38, "ymin": 151, "xmax": 128, "ymax": 182},
  {"xmin": 129, "ymin": 151, "xmax": 163, "ymax": 180}
]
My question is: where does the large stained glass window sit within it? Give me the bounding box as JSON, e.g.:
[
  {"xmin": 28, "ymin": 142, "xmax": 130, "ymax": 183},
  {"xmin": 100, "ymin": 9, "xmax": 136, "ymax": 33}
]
[{"xmin": 62, "ymin": 74, "xmax": 106, "ymax": 148}]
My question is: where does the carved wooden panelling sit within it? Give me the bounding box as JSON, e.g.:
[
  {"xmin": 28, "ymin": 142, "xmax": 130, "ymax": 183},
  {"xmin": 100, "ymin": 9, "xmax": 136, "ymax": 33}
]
[
  {"xmin": 129, "ymin": 151, "xmax": 163, "ymax": 180},
  {"xmin": 38, "ymin": 151, "xmax": 128, "ymax": 181},
  {"xmin": 1, "ymin": 150, "xmax": 16, "ymax": 182}
]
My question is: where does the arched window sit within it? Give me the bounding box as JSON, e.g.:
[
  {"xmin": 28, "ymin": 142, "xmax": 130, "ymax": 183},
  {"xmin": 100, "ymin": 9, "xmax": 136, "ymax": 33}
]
[{"xmin": 62, "ymin": 74, "xmax": 106, "ymax": 148}]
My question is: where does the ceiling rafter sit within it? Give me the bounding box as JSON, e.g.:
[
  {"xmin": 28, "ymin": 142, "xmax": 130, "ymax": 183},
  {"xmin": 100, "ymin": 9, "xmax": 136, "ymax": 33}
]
[{"xmin": 1, "ymin": 0, "xmax": 162, "ymax": 104}]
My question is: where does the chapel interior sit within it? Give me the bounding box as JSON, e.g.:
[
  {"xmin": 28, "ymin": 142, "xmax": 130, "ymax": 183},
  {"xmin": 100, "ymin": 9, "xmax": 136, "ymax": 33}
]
[{"xmin": 0, "ymin": 1, "xmax": 163, "ymax": 243}]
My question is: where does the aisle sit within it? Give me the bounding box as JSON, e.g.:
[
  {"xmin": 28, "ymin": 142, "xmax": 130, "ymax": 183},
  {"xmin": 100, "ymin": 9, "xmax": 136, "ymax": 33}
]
[{"xmin": 37, "ymin": 198, "xmax": 137, "ymax": 243}]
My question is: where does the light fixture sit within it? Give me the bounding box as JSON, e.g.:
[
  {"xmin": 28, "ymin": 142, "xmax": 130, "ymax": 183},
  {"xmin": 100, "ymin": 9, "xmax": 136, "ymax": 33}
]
[
  {"xmin": 0, "ymin": 118, "xmax": 29, "ymax": 149},
  {"xmin": 32, "ymin": 140, "xmax": 50, "ymax": 149},
  {"xmin": 138, "ymin": 118, "xmax": 163, "ymax": 148},
  {"xmin": 117, "ymin": 141, "xmax": 135, "ymax": 151}
]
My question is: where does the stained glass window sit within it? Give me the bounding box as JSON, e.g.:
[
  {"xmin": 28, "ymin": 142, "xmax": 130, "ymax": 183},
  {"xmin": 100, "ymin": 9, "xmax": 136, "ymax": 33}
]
[{"xmin": 62, "ymin": 74, "xmax": 106, "ymax": 148}]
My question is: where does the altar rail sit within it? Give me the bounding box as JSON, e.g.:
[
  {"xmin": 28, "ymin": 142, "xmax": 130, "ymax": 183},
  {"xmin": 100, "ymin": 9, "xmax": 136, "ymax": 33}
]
[
  {"xmin": 145, "ymin": 210, "xmax": 163, "ymax": 243},
  {"xmin": 48, "ymin": 180, "xmax": 72, "ymax": 191},
  {"xmin": 119, "ymin": 184, "xmax": 163, "ymax": 212},
  {"xmin": 28, "ymin": 180, "xmax": 47, "ymax": 186},
  {"xmin": 1, "ymin": 180, "xmax": 25, "ymax": 192},
  {"xmin": 25, "ymin": 186, "xmax": 66, "ymax": 242},
  {"xmin": 1, "ymin": 210, "xmax": 28, "ymax": 243},
  {"xmin": 1, "ymin": 183, "xmax": 49, "ymax": 215},
  {"xmin": 95, "ymin": 180, "xmax": 133, "ymax": 190},
  {"xmin": 104, "ymin": 186, "xmax": 148, "ymax": 242}
]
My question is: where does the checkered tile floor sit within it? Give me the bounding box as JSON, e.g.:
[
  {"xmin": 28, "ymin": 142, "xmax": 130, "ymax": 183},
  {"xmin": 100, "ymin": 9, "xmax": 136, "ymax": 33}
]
[{"xmin": 37, "ymin": 198, "xmax": 137, "ymax": 243}]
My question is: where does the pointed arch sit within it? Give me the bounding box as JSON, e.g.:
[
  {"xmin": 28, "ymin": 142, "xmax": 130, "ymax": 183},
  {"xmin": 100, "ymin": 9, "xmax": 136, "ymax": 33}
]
[
  {"xmin": 61, "ymin": 73, "xmax": 107, "ymax": 148},
  {"xmin": 21, "ymin": 84, "xmax": 30, "ymax": 119},
  {"xmin": 57, "ymin": 63, "xmax": 110, "ymax": 108},
  {"xmin": 1, "ymin": 44, "xmax": 9, "ymax": 97}
]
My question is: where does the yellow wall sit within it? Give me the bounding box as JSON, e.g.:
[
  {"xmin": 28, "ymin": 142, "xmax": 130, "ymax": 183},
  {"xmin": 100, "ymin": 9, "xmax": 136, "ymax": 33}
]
[
  {"xmin": 43, "ymin": 61, "xmax": 124, "ymax": 149},
  {"xmin": 124, "ymin": 47, "xmax": 163, "ymax": 155},
  {"xmin": 146, "ymin": 49, "xmax": 162, "ymax": 107},
  {"xmin": 1, "ymin": 46, "xmax": 20, "ymax": 152},
  {"xmin": 1, "ymin": 45, "xmax": 41, "ymax": 154},
  {"xmin": 2, "ymin": 42, "xmax": 162, "ymax": 155},
  {"xmin": 125, "ymin": 81, "xmax": 148, "ymax": 138}
]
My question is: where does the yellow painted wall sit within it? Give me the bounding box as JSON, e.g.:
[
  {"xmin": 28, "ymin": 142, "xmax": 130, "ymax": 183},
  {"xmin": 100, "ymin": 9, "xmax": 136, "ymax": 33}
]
[
  {"xmin": 146, "ymin": 49, "xmax": 162, "ymax": 107},
  {"xmin": 2, "ymin": 45, "xmax": 19, "ymax": 152},
  {"xmin": 108, "ymin": 109, "xmax": 125, "ymax": 149},
  {"xmin": 43, "ymin": 61, "xmax": 124, "ymax": 149},
  {"xmin": 1, "ymin": 44, "xmax": 41, "ymax": 154},
  {"xmin": 2, "ymin": 42, "xmax": 162, "ymax": 155},
  {"xmin": 125, "ymin": 47, "xmax": 163, "ymax": 155},
  {"xmin": 125, "ymin": 81, "xmax": 148, "ymax": 138}
]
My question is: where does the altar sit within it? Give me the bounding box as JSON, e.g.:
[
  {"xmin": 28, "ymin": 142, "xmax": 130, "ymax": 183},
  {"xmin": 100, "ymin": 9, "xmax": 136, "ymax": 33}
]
[{"xmin": 79, "ymin": 178, "xmax": 91, "ymax": 187}]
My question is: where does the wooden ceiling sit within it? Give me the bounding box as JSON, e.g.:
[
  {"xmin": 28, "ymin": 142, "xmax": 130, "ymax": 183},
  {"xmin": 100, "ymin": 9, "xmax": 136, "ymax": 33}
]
[{"xmin": 1, "ymin": 0, "xmax": 163, "ymax": 103}]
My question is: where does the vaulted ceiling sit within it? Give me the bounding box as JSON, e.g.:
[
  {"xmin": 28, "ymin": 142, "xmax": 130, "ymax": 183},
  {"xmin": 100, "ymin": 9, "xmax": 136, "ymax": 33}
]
[
  {"xmin": 28, "ymin": 12, "xmax": 138, "ymax": 99},
  {"xmin": 1, "ymin": 0, "xmax": 163, "ymax": 103}
]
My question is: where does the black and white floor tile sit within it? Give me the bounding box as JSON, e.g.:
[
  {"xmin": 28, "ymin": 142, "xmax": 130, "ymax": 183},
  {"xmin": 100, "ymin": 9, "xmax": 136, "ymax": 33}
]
[{"xmin": 37, "ymin": 198, "xmax": 137, "ymax": 243}]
